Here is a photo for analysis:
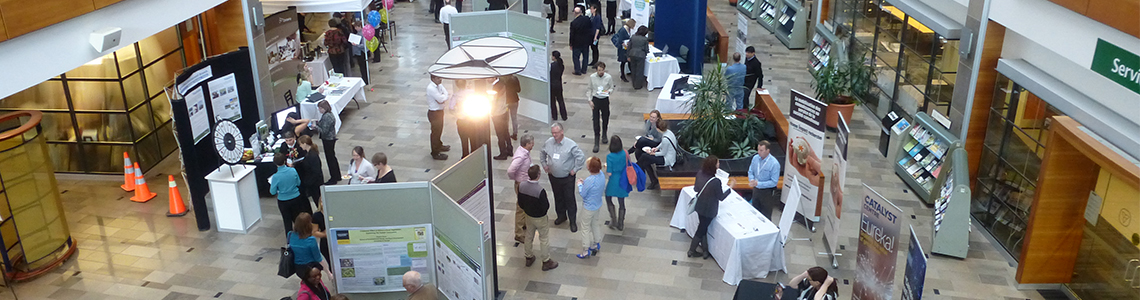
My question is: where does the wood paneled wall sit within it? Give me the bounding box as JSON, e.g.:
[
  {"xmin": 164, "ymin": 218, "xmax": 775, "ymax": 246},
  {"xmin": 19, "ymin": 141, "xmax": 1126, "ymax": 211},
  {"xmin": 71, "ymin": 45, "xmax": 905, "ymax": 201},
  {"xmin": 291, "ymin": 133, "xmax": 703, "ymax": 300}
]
[
  {"xmin": 965, "ymin": 20, "xmax": 1006, "ymax": 191},
  {"xmin": 202, "ymin": 0, "xmax": 248, "ymax": 56},
  {"xmin": 1049, "ymin": 0, "xmax": 1140, "ymax": 38},
  {"xmin": 1016, "ymin": 117, "xmax": 1099, "ymax": 284},
  {"xmin": 0, "ymin": 0, "xmax": 124, "ymax": 41}
]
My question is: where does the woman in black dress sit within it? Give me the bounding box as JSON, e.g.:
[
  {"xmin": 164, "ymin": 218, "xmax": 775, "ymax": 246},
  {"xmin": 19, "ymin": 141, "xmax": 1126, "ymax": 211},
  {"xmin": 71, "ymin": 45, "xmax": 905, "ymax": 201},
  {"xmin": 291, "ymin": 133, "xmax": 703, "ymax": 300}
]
[{"xmin": 370, "ymin": 152, "xmax": 397, "ymax": 183}]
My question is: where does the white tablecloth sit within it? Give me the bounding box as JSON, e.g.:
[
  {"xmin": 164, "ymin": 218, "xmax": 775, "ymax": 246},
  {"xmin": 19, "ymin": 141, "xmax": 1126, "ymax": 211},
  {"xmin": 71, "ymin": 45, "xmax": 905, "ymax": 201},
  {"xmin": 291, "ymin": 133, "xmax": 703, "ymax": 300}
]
[
  {"xmin": 646, "ymin": 45, "xmax": 681, "ymax": 91},
  {"xmin": 306, "ymin": 55, "xmax": 330, "ymax": 85},
  {"xmin": 670, "ymin": 185, "xmax": 786, "ymax": 285},
  {"xmin": 655, "ymin": 74, "xmax": 701, "ymax": 114},
  {"xmin": 299, "ymin": 77, "xmax": 366, "ymax": 134}
]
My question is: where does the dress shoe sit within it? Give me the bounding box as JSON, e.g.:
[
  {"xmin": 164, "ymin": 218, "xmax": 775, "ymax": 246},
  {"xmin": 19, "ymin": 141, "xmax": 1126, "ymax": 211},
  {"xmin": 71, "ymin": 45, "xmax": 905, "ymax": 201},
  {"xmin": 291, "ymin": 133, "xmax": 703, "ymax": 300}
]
[
  {"xmin": 621, "ymin": 76, "xmax": 629, "ymax": 82},
  {"xmin": 647, "ymin": 181, "xmax": 660, "ymax": 190},
  {"xmin": 541, "ymin": 259, "xmax": 559, "ymax": 271},
  {"xmin": 687, "ymin": 250, "xmax": 702, "ymax": 258},
  {"xmin": 511, "ymin": 134, "xmax": 517, "ymax": 140},
  {"xmin": 493, "ymin": 154, "xmax": 510, "ymax": 160},
  {"xmin": 432, "ymin": 153, "xmax": 449, "ymax": 160},
  {"xmin": 525, "ymin": 256, "xmax": 536, "ymax": 267},
  {"xmin": 553, "ymin": 217, "xmax": 567, "ymax": 225},
  {"xmin": 569, "ymin": 222, "xmax": 578, "ymax": 232},
  {"xmin": 441, "ymin": 145, "xmax": 451, "ymax": 152},
  {"xmin": 703, "ymin": 251, "xmax": 712, "ymax": 260},
  {"xmin": 592, "ymin": 143, "xmax": 599, "ymax": 153}
]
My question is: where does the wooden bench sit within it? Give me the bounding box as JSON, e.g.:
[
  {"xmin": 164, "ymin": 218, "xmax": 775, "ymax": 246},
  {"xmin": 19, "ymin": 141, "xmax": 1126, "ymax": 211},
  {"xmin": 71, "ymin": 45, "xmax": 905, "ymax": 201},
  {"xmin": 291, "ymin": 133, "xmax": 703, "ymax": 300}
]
[
  {"xmin": 643, "ymin": 113, "xmax": 690, "ymax": 120},
  {"xmin": 754, "ymin": 90, "xmax": 789, "ymax": 148},
  {"xmin": 706, "ymin": 7, "xmax": 729, "ymax": 64},
  {"xmin": 658, "ymin": 176, "xmax": 785, "ymax": 191}
]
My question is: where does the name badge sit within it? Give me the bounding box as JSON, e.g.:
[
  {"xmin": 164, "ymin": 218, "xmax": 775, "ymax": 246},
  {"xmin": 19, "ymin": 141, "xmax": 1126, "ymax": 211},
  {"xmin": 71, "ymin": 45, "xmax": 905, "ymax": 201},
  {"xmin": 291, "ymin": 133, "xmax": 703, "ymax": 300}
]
[{"xmin": 552, "ymin": 154, "xmax": 561, "ymax": 160}]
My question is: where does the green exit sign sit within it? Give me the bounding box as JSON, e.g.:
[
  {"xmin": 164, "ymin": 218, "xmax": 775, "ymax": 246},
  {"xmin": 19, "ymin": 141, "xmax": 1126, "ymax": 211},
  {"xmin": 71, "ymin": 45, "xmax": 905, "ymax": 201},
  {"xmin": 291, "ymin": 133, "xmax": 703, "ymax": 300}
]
[{"xmin": 1091, "ymin": 39, "xmax": 1140, "ymax": 94}]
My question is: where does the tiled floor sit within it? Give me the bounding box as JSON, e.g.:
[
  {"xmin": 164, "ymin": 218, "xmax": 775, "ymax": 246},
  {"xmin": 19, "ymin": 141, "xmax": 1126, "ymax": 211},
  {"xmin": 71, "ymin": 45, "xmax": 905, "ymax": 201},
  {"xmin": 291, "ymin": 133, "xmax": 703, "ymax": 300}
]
[{"xmin": 0, "ymin": 1, "xmax": 1056, "ymax": 300}]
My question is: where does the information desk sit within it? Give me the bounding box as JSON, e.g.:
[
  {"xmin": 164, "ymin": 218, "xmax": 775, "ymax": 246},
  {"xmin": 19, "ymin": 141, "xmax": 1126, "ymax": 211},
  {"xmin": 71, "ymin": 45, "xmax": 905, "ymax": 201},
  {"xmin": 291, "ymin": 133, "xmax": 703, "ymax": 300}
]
[
  {"xmin": 299, "ymin": 76, "xmax": 367, "ymax": 134},
  {"xmin": 670, "ymin": 184, "xmax": 786, "ymax": 285},
  {"xmin": 646, "ymin": 45, "xmax": 681, "ymax": 91},
  {"xmin": 205, "ymin": 165, "xmax": 261, "ymax": 234},
  {"xmin": 655, "ymin": 74, "xmax": 701, "ymax": 114}
]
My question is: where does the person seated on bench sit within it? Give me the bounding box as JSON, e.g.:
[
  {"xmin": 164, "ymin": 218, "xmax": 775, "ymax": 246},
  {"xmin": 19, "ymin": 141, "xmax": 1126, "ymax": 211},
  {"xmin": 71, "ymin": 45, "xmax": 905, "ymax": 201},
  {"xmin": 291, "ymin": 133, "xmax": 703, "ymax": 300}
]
[
  {"xmin": 628, "ymin": 109, "xmax": 662, "ymax": 157},
  {"xmin": 636, "ymin": 118, "xmax": 676, "ymax": 190}
]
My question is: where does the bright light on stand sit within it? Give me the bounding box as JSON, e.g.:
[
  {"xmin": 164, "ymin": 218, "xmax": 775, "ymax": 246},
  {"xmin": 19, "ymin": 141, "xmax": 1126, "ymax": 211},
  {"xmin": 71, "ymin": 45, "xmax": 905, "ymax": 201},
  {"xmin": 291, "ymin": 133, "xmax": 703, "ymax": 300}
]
[{"xmin": 462, "ymin": 94, "xmax": 492, "ymax": 118}]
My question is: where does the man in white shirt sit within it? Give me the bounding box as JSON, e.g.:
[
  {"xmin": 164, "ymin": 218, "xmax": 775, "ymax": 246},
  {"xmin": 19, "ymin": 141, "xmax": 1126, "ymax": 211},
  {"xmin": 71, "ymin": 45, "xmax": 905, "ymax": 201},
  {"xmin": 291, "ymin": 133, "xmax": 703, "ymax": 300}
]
[
  {"xmin": 586, "ymin": 62, "xmax": 614, "ymax": 153},
  {"xmin": 427, "ymin": 75, "xmax": 451, "ymax": 160},
  {"xmin": 439, "ymin": 0, "xmax": 458, "ymax": 48}
]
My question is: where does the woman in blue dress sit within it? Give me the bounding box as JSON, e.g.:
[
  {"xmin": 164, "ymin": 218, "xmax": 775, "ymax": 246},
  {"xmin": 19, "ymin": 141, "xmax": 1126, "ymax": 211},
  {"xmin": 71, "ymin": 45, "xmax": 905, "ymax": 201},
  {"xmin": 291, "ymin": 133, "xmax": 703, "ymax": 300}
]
[{"xmin": 604, "ymin": 136, "xmax": 630, "ymax": 231}]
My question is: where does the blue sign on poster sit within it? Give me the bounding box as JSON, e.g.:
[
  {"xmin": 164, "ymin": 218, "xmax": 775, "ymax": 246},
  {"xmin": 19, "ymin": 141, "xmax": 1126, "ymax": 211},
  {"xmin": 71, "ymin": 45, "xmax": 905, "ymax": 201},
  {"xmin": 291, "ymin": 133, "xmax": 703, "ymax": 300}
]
[{"xmin": 902, "ymin": 225, "xmax": 927, "ymax": 300}]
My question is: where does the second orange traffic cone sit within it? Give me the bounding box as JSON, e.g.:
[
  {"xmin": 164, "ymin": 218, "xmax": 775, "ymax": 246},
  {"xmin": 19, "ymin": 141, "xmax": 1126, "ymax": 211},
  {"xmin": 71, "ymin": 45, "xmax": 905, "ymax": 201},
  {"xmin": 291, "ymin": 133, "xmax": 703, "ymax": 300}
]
[
  {"xmin": 130, "ymin": 163, "xmax": 156, "ymax": 203},
  {"xmin": 166, "ymin": 175, "xmax": 188, "ymax": 216},
  {"xmin": 120, "ymin": 152, "xmax": 135, "ymax": 192}
]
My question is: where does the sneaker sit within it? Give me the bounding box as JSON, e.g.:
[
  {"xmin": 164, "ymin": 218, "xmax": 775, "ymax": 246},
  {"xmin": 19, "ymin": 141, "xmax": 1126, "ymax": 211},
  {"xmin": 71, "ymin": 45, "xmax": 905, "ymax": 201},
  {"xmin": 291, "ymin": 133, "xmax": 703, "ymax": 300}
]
[
  {"xmin": 541, "ymin": 259, "xmax": 559, "ymax": 271},
  {"xmin": 525, "ymin": 256, "xmax": 536, "ymax": 267},
  {"xmin": 432, "ymin": 153, "xmax": 449, "ymax": 160}
]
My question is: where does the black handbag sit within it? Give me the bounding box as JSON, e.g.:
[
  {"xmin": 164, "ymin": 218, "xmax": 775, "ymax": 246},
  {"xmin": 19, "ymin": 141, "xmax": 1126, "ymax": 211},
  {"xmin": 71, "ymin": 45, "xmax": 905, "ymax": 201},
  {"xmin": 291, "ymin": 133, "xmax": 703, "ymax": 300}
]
[{"xmin": 278, "ymin": 232, "xmax": 296, "ymax": 278}]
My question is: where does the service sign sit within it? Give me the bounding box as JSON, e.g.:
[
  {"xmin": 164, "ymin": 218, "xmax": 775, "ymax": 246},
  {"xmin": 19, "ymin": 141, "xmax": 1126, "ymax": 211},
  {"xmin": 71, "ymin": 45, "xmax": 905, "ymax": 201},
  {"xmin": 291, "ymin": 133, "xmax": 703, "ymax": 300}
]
[{"xmin": 1091, "ymin": 38, "xmax": 1140, "ymax": 94}]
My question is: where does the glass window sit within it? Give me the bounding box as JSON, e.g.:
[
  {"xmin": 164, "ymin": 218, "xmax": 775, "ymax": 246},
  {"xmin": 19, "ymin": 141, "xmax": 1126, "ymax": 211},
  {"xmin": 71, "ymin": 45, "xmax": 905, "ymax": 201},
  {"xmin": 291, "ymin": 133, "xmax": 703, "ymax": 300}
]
[
  {"xmin": 134, "ymin": 133, "xmax": 162, "ymax": 171},
  {"xmin": 900, "ymin": 47, "xmax": 930, "ymax": 86},
  {"xmin": 65, "ymin": 54, "xmax": 119, "ymax": 79},
  {"xmin": 115, "ymin": 45, "xmax": 141, "ymax": 76},
  {"xmin": 138, "ymin": 27, "xmax": 181, "ymax": 65},
  {"xmin": 143, "ymin": 51, "xmax": 183, "ymax": 99},
  {"xmin": 74, "ymin": 113, "xmax": 132, "ymax": 142},
  {"xmin": 66, "ymin": 81, "xmax": 126, "ymax": 111},
  {"xmin": 896, "ymin": 83, "xmax": 922, "ymax": 115},
  {"xmin": 873, "ymin": 56, "xmax": 897, "ymax": 98},
  {"xmin": 38, "ymin": 113, "xmax": 76, "ymax": 142},
  {"xmin": 79, "ymin": 144, "xmax": 133, "ymax": 173},
  {"xmin": 123, "ymin": 73, "xmax": 148, "ymax": 110},
  {"xmin": 156, "ymin": 122, "xmax": 177, "ymax": 155},
  {"xmin": 129, "ymin": 105, "xmax": 155, "ymax": 141},
  {"xmin": 150, "ymin": 93, "xmax": 172, "ymax": 125},
  {"xmin": 46, "ymin": 143, "xmax": 81, "ymax": 172},
  {"xmin": 0, "ymin": 81, "xmax": 68, "ymax": 111}
]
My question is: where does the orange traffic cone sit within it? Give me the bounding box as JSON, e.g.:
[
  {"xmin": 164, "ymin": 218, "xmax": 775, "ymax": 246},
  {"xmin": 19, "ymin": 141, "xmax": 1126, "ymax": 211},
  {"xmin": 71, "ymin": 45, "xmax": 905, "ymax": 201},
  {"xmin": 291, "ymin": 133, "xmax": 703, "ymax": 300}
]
[
  {"xmin": 121, "ymin": 152, "xmax": 135, "ymax": 192},
  {"xmin": 130, "ymin": 163, "xmax": 156, "ymax": 203},
  {"xmin": 166, "ymin": 175, "xmax": 188, "ymax": 216}
]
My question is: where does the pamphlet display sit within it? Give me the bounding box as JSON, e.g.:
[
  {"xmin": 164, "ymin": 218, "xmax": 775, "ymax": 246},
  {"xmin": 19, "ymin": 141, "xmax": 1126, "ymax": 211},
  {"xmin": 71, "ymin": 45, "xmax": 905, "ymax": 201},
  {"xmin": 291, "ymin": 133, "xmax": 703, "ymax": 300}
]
[
  {"xmin": 893, "ymin": 112, "xmax": 960, "ymax": 204},
  {"xmin": 184, "ymin": 87, "xmax": 210, "ymax": 144},
  {"xmin": 902, "ymin": 225, "xmax": 927, "ymax": 300},
  {"xmin": 852, "ymin": 184, "xmax": 903, "ymax": 300},
  {"xmin": 207, "ymin": 73, "xmax": 243, "ymax": 122},
  {"xmin": 736, "ymin": 0, "xmax": 759, "ymax": 19},
  {"xmin": 457, "ymin": 180, "xmax": 492, "ymax": 241},
  {"xmin": 434, "ymin": 231, "xmax": 485, "ymax": 300},
  {"xmin": 755, "ymin": 0, "xmax": 807, "ymax": 49},
  {"xmin": 822, "ymin": 114, "xmax": 848, "ymax": 258},
  {"xmin": 809, "ymin": 23, "xmax": 840, "ymax": 72},
  {"xmin": 330, "ymin": 225, "xmax": 434, "ymax": 293},
  {"xmin": 930, "ymin": 149, "xmax": 971, "ymax": 258},
  {"xmin": 781, "ymin": 90, "xmax": 826, "ymax": 221}
]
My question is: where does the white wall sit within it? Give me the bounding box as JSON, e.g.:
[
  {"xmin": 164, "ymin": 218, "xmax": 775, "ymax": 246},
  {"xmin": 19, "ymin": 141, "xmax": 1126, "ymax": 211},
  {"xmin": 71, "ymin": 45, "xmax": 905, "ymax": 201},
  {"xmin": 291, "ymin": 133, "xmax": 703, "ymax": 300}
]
[
  {"xmin": 991, "ymin": 0, "xmax": 1140, "ymax": 127},
  {"xmin": 920, "ymin": 0, "xmax": 968, "ymax": 24},
  {"xmin": 0, "ymin": 0, "xmax": 227, "ymax": 100}
]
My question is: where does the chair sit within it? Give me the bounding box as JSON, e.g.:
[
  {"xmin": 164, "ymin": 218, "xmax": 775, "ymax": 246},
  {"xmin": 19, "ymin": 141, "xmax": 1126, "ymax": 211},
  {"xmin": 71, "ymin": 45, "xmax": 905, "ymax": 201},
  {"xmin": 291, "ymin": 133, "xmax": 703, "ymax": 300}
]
[{"xmin": 676, "ymin": 45, "xmax": 689, "ymax": 69}]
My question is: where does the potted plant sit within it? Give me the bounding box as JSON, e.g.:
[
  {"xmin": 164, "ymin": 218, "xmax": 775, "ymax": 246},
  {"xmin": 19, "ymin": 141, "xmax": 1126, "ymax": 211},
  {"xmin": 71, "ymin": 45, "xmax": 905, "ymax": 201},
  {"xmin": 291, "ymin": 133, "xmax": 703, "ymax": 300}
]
[
  {"xmin": 812, "ymin": 56, "xmax": 875, "ymax": 129},
  {"xmin": 676, "ymin": 63, "xmax": 770, "ymax": 161}
]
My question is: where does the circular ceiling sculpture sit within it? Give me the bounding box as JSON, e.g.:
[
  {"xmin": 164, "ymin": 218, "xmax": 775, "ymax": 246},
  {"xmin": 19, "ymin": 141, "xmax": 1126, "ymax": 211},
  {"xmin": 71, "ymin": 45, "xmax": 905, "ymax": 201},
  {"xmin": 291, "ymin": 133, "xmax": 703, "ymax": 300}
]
[{"xmin": 429, "ymin": 36, "xmax": 528, "ymax": 80}]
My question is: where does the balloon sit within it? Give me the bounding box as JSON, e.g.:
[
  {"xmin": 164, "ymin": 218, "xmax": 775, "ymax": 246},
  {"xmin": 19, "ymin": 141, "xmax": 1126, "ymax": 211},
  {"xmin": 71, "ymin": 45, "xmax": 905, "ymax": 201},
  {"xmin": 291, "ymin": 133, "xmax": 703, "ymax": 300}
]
[
  {"xmin": 384, "ymin": 0, "xmax": 394, "ymax": 10},
  {"xmin": 367, "ymin": 38, "xmax": 380, "ymax": 52},
  {"xmin": 367, "ymin": 10, "xmax": 381, "ymax": 27},
  {"xmin": 362, "ymin": 25, "xmax": 375, "ymax": 41},
  {"xmin": 381, "ymin": 9, "xmax": 390, "ymax": 24}
]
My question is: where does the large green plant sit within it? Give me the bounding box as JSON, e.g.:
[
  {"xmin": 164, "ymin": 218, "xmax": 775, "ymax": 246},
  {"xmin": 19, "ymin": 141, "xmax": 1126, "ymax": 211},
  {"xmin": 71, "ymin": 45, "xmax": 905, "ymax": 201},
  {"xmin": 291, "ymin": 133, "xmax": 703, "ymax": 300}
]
[
  {"xmin": 811, "ymin": 57, "xmax": 876, "ymax": 104},
  {"xmin": 677, "ymin": 63, "xmax": 766, "ymax": 159}
]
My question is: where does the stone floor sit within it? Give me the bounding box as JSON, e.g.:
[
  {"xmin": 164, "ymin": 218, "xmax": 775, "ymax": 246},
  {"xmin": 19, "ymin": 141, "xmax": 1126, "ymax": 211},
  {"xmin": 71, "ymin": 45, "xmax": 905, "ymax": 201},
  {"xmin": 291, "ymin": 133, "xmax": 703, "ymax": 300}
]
[{"xmin": 0, "ymin": 1, "xmax": 1057, "ymax": 300}]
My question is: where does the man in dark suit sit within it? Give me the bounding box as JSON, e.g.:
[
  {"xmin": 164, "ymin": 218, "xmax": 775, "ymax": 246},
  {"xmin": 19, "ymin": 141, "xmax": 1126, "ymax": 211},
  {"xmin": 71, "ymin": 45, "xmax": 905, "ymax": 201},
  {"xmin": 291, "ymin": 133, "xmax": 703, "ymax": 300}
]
[
  {"xmin": 569, "ymin": 6, "xmax": 593, "ymax": 75},
  {"xmin": 743, "ymin": 46, "xmax": 764, "ymax": 110},
  {"xmin": 488, "ymin": 0, "xmax": 507, "ymax": 10}
]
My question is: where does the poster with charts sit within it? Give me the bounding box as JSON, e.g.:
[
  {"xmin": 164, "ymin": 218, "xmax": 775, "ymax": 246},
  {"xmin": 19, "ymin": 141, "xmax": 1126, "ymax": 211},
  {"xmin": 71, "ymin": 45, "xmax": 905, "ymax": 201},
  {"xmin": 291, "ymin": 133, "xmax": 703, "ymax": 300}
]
[
  {"xmin": 434, "ymin": 231, "xmax": 484, "ymax": 300},
  {"xmin": 780, "ymin": 89, "xmax": 826, "ymax": 221},
  {"xmin": 456, "ymin": 180, "xmax": 492, "ymax": 241},
  {"xmin": 330, "ymin": 225, "xmax": 434, "ymax": 293},
  {"xmin": 852, "ymin": 185, "xmax": 903, "ymax": 300},
  {"xmin": 207, "ymin": 73, "xmax": 242, "ymax": 122},
  {"xmin": 902, "ymin": 225, "xmax": 927, "ymax": 300},
  {"xmin": 184, "ymin": 87, "xmax": 210, "ymax": 145},
  {"xmin": 822, "ymin": 113, "xmax": 849, "ymax": 255}
]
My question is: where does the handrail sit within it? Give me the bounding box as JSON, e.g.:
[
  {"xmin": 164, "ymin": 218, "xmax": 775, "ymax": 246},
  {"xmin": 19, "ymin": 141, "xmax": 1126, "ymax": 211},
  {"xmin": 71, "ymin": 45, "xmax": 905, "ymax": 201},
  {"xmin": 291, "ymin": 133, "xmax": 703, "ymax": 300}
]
[{"xmin": 0, "ymin": 111, "xmax": 42, "ymax": 142}]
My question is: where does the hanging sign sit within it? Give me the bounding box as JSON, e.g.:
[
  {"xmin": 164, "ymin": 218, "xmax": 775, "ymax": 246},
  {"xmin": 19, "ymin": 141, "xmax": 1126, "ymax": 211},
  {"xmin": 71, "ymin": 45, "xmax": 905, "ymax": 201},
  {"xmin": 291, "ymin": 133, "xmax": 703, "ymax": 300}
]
[{"xmin": 1090, "ymin": 38, "xmax": 1140, "ymax": 94}]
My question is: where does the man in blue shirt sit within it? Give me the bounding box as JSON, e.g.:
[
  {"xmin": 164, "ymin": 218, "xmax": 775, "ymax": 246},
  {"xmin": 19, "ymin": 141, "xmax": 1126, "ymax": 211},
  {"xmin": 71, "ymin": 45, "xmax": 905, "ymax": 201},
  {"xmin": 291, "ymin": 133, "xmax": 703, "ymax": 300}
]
[
  {"xmin": 748, "ymin": 140, "xmax": 780, "ymax": 219},
  {"xmin": 724, "ymin": 53, "xmax": 747, "ymax": 110}
]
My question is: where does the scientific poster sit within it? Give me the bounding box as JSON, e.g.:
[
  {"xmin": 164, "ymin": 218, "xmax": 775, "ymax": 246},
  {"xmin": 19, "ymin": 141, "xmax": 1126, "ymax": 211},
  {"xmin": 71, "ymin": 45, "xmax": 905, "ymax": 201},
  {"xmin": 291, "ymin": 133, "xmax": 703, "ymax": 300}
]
[
  {"xmin": 631, "ymin": 0, "xmax": 651, "ymax": 34},
  {"xmin": 207, "ymin": 73, "xmax": 242, "ymax": 122},
  {"xmin": 852, "ymin": 185, "xmax": 903, "ymax": 300},
  {"xmin": 184, "ymin": 87, "xmax": 210, "ymax": 144},
  {"xmin": 822, "ymin": 114, "xmax": 849, "ymax": 255},
  {"xmin": 780, "ymin": 89, "xmax": 826, "ymax": 220},
  {"xmin": 902, "ymin": 225, "xmax": 927, "ymax": 300},
  {"xmin": 434, "ymin": 231, "xmax": 485, "ymax": 300},
  {"xmin": 735, "ymin": 12, "xmax": 749, "ymax": 55},
  {"xmin": 456, "ymin": 180, "xmax": 492, "ymax": 241},
  {"xmin": 330, "ymin": 225, "xmax": 434, "ymax": 293}
]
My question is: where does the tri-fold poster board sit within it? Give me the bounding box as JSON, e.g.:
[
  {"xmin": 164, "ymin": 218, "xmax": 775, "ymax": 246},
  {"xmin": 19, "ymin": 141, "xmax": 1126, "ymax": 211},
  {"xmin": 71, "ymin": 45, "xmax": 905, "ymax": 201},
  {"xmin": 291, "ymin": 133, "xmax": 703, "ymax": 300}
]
[{"xmin": 321, "ymin": 147, "xmax": 495, "ymax": 300}]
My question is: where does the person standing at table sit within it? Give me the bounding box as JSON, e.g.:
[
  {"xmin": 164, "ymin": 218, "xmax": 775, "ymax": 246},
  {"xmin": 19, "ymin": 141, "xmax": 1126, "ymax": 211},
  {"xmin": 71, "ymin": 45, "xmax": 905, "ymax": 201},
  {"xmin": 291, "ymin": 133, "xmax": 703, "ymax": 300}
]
[
  {"xmin": 491, "ymin": 76, "xmax": 515, "ymax": 160},
  {"xmin": 743, "ymin": 46, "xmax": 764, "ymax": 110},
  {"xmin": 426, "ymin": 75, "xmax": 451, "ymax": 160},
  {"xmin": 569, "ymin": 6, "xmax": 593, "ymax": 75},
  {"xmin": 604, "ymin": 136, "xmax": 629, "ymax": 231},
  {"xmin": 689, "ymin": 156, "xmax": 733, "ymax": 259},
  {"xmin": 575, "ymin": 156, "xmax": 605, "ymax": 259},
  {"xmin": 271, "ymin": 152, "xmax": 310, "ymax": 236},
  {"xmin": 540, "ymin": 123, "xmax": 586, "ymax": 232},
  {"xmin": 605, "ymin": 0, "xmax": 618, "ymax": 35},
  {"xmin": 586, "ymin": 62, "xmax": 615, "ymax": 153},
  {"xmin": 556, "ymin": 0, "xmax": 569, "ymax": 22},
  {"xmin": 348, "ymin": 19, "xmax": 370, "ymax": 84},
  {"xmin": 439, "ymin": 0, "xmax": 458, "ymax": 48},
  {"xmin": 518, "ymin": 165, "xmax": 559, "ymax": 271},
  {"xmin": 611, "ymin": 19, "xmax": 635, "ymax": 82},
  {"xmin": 507, "ymin": 134, "xmax": 535, "ymax": 243},
  {"xmin": 317, "ymin": 101, "xmax": 342, "ymax": 185},
  {"xmin": 588, "ymin": 4, "xmax": 604, "ymax": 67},
  {"xmin": 323, "ymin": 19, "xmax": 350, "ymax": 76},
  {"xmin": 725, "ymin": 53, "xmax": 747, "ymax": 110},
  {"xmin": 627, "ymin": 26, "xmax": 650, "ymax": 89},
  {"xmin": 749, "ymin": 140, "xmax": 780, "ymax": 219},
  {"xmin": 452, "ymin": 80, "xmax": 475, "ymax": 157},
  {"xmin": 550, "ymin": 51, "xmax": 567, "ymax": 121}
]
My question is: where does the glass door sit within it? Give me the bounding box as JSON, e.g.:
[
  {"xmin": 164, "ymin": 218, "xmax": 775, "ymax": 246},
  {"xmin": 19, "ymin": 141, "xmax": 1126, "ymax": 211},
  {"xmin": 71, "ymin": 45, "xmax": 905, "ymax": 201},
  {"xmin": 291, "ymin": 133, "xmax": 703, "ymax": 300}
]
[{"xmin": 1068, "ymin": 170, "xmax": 1140, "ymax": 299}]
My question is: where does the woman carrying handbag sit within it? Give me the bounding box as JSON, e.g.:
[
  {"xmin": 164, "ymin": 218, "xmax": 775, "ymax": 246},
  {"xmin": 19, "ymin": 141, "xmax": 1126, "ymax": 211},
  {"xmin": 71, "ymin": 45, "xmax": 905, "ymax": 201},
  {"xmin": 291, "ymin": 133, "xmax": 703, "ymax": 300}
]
[
  {"xmin": 688, "ymin": 156, "xmax": 735, "ymax": 259},
  {"xmin": 604, "ymin": 136, "xmax": 630, "ymax": 231}
]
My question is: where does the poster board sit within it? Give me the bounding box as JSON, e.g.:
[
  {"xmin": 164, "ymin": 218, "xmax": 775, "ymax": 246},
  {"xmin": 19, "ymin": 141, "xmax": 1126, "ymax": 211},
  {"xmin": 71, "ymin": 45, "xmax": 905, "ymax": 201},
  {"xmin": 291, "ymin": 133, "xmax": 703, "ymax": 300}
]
[
  {"xmin": 631, "ymin": 0, "xmax": 651, "ymax": 33},
  {"xmin": 263, "ymin": 8, "xmax": 303, "ymax": 111},
  {"xmin": 434, "ymin": 231, "xmax": 485, "ymax": 300},
  {"xmin": 450, "ymin": 11, "xmax": 552, "ymax": 124},
  {"xmin": 185, "ymin": 87, "xmax": 210, "ymax": 144},
  {"xmin": 330, "ymin": 224, "xmax": 434, "ymax": 293},
  {"xmin": 852, "ymin": 184, "xmax": 903, "ymax": 300},
  {"xmin": 822, "ymin": 114, "xmax": 849, "ymax": 256},
  {"xmin": 735, "ymin": 12, "xmax": 749, "ymax": 55},
  {"xmin": 778, "ymin": 176, "xmax": 801, "ymax": 244},
  {"xmin": 780, "ymin": 89, "xmax": 826, "ymax": 221},
  {"xmin": 207, "ymin": 73, "xmax": 243, "ymax": 122},
  {"xmin": 902, "ymin": 225, "xmax": 927, "ymax": 300}
]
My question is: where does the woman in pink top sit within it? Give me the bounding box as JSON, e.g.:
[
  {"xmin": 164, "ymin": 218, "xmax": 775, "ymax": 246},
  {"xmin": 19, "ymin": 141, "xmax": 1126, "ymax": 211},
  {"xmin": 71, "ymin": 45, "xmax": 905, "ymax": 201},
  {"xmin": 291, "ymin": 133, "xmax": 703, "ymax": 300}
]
[{"xmin": 296, "ymin": 265, "xmax": 332, "ymax": 300}]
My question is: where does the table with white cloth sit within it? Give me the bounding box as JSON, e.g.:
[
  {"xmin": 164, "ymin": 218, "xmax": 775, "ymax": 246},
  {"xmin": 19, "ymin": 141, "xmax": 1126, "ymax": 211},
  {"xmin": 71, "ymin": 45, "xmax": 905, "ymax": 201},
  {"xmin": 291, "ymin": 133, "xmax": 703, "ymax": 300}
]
[
  {"xmin": 655, "ymin": 74, "xmax": 701, "ymax": 114},
  {"xmin": 669, "ymin": 184, "xmax": 787, "ymax": 285},
  {"xmin": 305, "ymin": 55, "xmax": 330, "ymax": 84},
  {"xmin": 299, "ymin": 76, "xmax": 366, "ymax": 134},
  {"xmin": 646, "ymin": 45, "xmax": 681, "ymax": 91}
]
